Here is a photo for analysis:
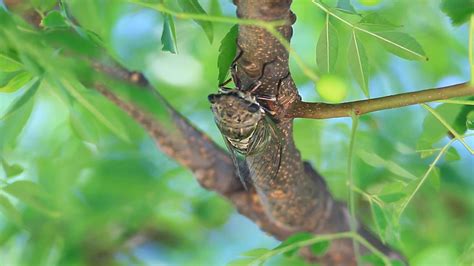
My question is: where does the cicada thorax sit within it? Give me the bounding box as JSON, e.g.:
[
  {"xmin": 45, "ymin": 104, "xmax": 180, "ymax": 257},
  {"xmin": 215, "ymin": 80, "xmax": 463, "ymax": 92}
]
[{"xmin": 208, "ymin": 90, "xmax": 266, "ymax": 154}]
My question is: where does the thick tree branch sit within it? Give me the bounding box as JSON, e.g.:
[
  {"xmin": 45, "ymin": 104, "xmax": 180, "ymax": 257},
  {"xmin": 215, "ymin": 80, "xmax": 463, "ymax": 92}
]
[
  {"xmin": 289, "ymin": 82, "xmax": 474, "ymax": 119},
  {"xmin": 232, "ymin": 0, "xmax": 405, "ymax": 264}
]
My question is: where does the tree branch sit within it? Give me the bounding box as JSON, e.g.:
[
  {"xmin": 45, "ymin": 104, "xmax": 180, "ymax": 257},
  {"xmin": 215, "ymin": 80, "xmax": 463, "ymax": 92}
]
[{"xmin": 288, "ymin": 82, "xmax": 473, "ymax": 119}]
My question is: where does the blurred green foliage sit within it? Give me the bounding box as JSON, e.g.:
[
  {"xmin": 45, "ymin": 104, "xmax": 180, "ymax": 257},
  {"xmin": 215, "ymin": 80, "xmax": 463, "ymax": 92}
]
[{"xmin": 0, "ymin": 0, "xmax": 473, "ymax": 265}]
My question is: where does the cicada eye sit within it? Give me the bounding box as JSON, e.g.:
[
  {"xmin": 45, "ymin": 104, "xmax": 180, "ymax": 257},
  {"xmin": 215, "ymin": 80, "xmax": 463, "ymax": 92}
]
[
  {"xmin": 208, "ymin": 94, "xmax": 220, "ymax": 103},
  {"xmin": 247, "ymin": 103, "xmax": 260, "ymax": 113}
]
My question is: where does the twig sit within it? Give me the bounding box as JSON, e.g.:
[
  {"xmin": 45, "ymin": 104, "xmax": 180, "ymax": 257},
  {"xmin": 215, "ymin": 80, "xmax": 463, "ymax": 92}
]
[{"xmin": 288, "ymin": 82, "xmax": 474, "ymax": 119}]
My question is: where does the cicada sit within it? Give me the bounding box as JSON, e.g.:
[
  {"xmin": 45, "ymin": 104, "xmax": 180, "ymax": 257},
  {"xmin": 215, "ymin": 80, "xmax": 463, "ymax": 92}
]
[{"xmin": 208, "ymin": 81, "xmax": 282, "ymax": 189}]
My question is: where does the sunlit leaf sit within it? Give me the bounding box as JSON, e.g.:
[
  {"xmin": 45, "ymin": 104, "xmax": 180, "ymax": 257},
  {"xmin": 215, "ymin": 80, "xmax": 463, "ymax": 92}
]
[
  {"xmin": 467, "ymin": 110, "xmax": 474, "ymax": 130},
  {"xmin": 0, "ymin": 195, "xmax": 22, "ymax": 226},
  {"xmin": 378, "ymin": 183, "xmax": 406, "ymax": 203},
  {"xmin": 358, "ymin": 13, "xmax": 400, "ymax": 32},
  {"xmin": 0, "ymin": 54, "xmax": 24, "ymax": 72},
  {"xmin": 371, "ymin": 201, "xmax": 388, "ymax": 242},
  {"xmin": 1, "ymin": 78, "xmax": 40, "ymax": 121},
  {"xmin": 60, "ymin": 79, "xmax": 131, "ymax": 143},
  {"xmin": 242, "ymin": 248, "xmax": 270, "ymax": 257},
  {"xmin": 427, "ymin": 167, "xmax": 440, "ymax": 191},
  {"xmin": 418, "ymin": 104, "xmax": 465, "ymax": 151},
  {"xmin": 2, "ymin": 180, "xmax": 59, "ymax": 217},
  {"xmin": 0, "ymin": 158, "xmax": 24, "ymax": 178},
  {"xmin": 358, "ymin": 150, "xmax": 417, "ymax": 181},
  {"xmin": 367, "ymin": 31, "xmax": 428, "ymax": 61},
  {"xmin": 69, "ymin": 102, "xmax": 100, "ymax": 144},
  {"xmin": 177, "ymin": 0, "xmax": 214, "ymax": 43},
  {"xmin": 316, "ymin": 15, "xmax": 339, "ymax": 74},
  {"xmin": 378, "ymin": 192, "xmax": 405, "ymax": 203},
  {"xmin": 445, "ymin": 147, "xmax": 460, "ymax": 162},
  {"xmin": 441, "ymin": 0, "xmax": 473, "ymax": 26},
  {"xmin": 336, "ymin": 0, "xmax": 357, "ymax": 14},
  {"xmin": 0, "ymin": 71, "xmax": 33, "ymax": 93},
  {"xmin": 41, "ymin": 10, "xmax": 69, "ymax": 29},
  {"xmin": 348, "ymin": 31, "xmax": 369, "ymax": 97},
  {"xmin": 227, "ymin": 257, "xmax": 257, "ymax": 266},
  {"xmin": 161, "ymin": 14, "xmax": 178, "ymax": 54},
  {"xmin": 209, "ymin": 0, "xmax": 222, "ymax": 16},
  {"xmin": 217, "ymin": 25, "xmax": 238, "ymax": 85}
]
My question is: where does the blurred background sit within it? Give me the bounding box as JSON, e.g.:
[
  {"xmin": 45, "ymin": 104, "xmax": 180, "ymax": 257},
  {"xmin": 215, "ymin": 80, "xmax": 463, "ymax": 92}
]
[{"xmin": 0, "ymin": 0, "xmax": 472, "ymax": 265}]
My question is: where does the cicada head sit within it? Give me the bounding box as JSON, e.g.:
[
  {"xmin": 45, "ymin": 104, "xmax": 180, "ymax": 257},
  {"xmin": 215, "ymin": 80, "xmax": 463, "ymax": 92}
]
[{"xmin": 208, "ymin": 90, "xmax": 264, "ymax": 140}]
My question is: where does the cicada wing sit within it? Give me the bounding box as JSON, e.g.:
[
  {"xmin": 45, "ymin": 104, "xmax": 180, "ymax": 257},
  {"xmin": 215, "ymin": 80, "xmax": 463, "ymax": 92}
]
[
  {"xmin": 264, "ymin": 116, "xmax": 283, "ymax": 179},
  {"xmin": 247, "ymin": 117, "xmax": 283, "ymax": 183},
  {"xmin": 221, "ymin": 134, "xmax": 248, "ymax": 190}
]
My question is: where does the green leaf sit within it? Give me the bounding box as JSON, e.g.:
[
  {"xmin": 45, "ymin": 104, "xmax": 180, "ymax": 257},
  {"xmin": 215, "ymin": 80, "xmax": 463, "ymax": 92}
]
[
  {"xmin": 366, "ymin": 31, "xmax": 428, "ymax": 61},
  {"xmin": 0, "ymin": 54, "xmax": 24, "ymax": 72},
  {"xmin": 358, "ymin": 13, "xmax": 400, "ymax": 31},
  {"xmin": 378, "ymin": 192, "xmax": 405, "ymax": 203},
  {"xmin": 370, "ymin": 201, "xmax": 388, "ymax": 243},
  {"xmin": 2, "ymin": 180, "xmax": 59, "ymax": 217},
  {"xmin": 41, "ymin": 10, "xmax": 69, "ymax": 29},
  {"xmin": 391, "ymin": 259, "xmax": 406, "ymax": 266},
  {"xmin": 227, "ymin": 258, "xmax": 257, "ymax": 266},
  {"xmin": 0, "ymin": 195, "xmax": 22, "ymax": 226},
  {"xmin": 378, "ymin": 183, "xmax": 406, "ymax": 203},
  {"xmin": 358, "ymin": 150, "xmax": 417, "ymax": 181},
  {"xmin": 69, "ymin": 103, "xmax": 100, "ymax": 143},
  {"xmin": 161, "ymin": 14, "xmax": 178, "ymax": 54},
  {"xmin": 209, "ymin": 0, "xmax": 222, "ymax": 16},
  {"xmin": 276, "ymin": 232, "xmax": 313, "ymax": 257},
  {"xmin": 177, "ymin": 0, "xmax": 214, "ymax": 43},
  {"xmin": 441, "ymin": 0, "xmax": 473, "ymax": 26},
  {"xmin": 60, "ymin": 79, "xmax": 131, "ymax": 143},
  {"xmin": 361, "ymin": 253, "xmax": 384, "ymax": 266},
  {"xmin": 309, "ymin": 240, "xmax": 330, "ymax": 256},
  {"xmin": 217, "ymin": 25, "xmax": 238, "ymax": 85},
  {"xmin": 0, "ymin": 71, "xmax": 33, "ymax": 93},
  {"xmin": 336, "ymin": 0, "xmax": 357, "ymax": 14},
  {"xmin": 427, "ymin": 167, "xmax": 440, "ymax": 191},
  {"xmin": 316, "ymin": 15, "xmax": 339, "ymax": 74},
  {"xmin": 465, "ymin": 110, "xmax": 474, "ymax": 130},
  {"xmin": 1, "ymin": 78, "xmax": 41, "ymax": 121},
  {"xmin": 242, "ymin": 248, "xmax": 270, "ymax": 257},
  {"xmin": 348, "ymin": 31, "xmax": 369, "ymax": 97},
  {"xmin": 418, "ymin": 104, "xmax": 465, "ymax": 150},
  {"xmin": 445, "ymin": 147, "xmax": 461, "ymax": 162},
  {"xmin": 1, "ymin": 158, "xmax": 24, "ymax": 178}
]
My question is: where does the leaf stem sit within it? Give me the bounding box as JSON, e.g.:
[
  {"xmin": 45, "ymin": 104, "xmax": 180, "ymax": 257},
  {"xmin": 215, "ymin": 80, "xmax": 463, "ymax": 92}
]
[
  {"xmin": 398, "ymin": 133, "xmax": 474, "ymax": 217},
  {"xmin": 348, "ymin": 113, "xmax": 361, "ymax": 265},
  {"xmin": 246, "ymin": 232, "xmax": 391, "ymax": 266},
  {"xmin": 397, "ymin": 138, "xmax": 454, "ymax": 217},
  {"xmin": 470, "ymin": 15, "xmax": 473, "ymax": 85},
  {"xmin": 421, "ymin": 104, "xmax": 473, "ymax": 154}
]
